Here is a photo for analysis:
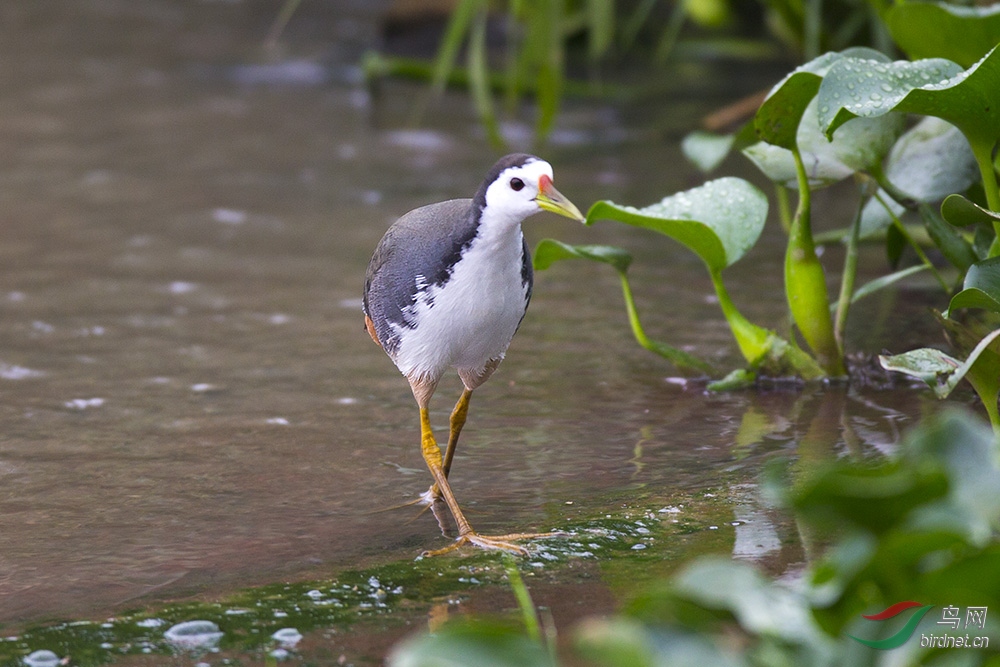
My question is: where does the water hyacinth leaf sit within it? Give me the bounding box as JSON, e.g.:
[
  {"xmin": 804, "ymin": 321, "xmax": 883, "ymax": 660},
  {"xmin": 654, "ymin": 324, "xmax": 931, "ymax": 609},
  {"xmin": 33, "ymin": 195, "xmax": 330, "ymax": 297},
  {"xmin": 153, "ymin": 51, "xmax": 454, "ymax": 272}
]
[
  {"xmin": 755, "ymin": 48, "xmax": 888, "ymax": 150},
  {"xmin": 880, "ymin": 348, "xmax": 961, "ymax": 398},
  {"xmin": 669, "ymin": 559, "xmax": 829, "ymax": 648},
  {"xmin": 879, "ymin": 328, "xmax": 1000, "ymax": 400},
  {"xmin": 849, "ymin": 265, "xmax": 928, "ymax": 305},
  {"xmin": 585, "ymin": 177, "xmax": 768, "ymax": 272},
  {"xmin": 681, "ymin": 131, "xmax": 736, "ymax": 173},
  {"xmin": 575, "ymin": 617, "xmax": 742, "ymax": 667},
  {"xmin": 573, "ymin": 618, "xmax": 659, "ymax": 667},
  {"xmin": 745, "ymin": 97, "xmax": 905, "ymax": 189},
  {"xmin": 904, "ymin": 410, "xmax": 1000, "ymax": 545},
  {"xmin": 948, "ymin": 256, "xmax": 1000, "ymax": 315},
  {"xmin": 533, "ymin": 239, "xmax": 632, "ymax": 274},
  {"xmin": 818, "ymin": 48, "xmax": 999, "ymax": 152},
  {"xmin": 859, "ymin": 117, "xmax": 979, "ymax": 236},
  {"xmin": 942, "ymin": 194, "xmax": 1000, "ymax": 228},
  {"xmin": 388, "ymin": 620, "xmax": 555, "ymax": 667},
  {"xmin": 921, "ymin": 205, "xmax": 977, "ymax": 274},
  {"xmin": 886, "ymin": 1, "xmax": 1000, "ymax": 68}
]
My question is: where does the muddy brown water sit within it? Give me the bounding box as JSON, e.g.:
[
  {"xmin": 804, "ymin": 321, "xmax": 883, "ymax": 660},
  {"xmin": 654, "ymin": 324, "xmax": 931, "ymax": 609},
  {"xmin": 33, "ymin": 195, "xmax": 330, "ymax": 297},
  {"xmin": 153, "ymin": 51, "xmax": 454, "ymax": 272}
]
[{"xmin": 0, "ymin": 0, "xmax": 953, "ymax": 640}]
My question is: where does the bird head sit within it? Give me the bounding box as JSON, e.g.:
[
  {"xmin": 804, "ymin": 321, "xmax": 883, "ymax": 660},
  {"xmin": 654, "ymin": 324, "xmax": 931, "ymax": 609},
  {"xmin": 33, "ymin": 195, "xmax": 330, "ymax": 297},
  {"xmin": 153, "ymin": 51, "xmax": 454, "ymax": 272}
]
[{"xmin": 480, "ymin": 155, "xmax": 585, "ymax": 225}]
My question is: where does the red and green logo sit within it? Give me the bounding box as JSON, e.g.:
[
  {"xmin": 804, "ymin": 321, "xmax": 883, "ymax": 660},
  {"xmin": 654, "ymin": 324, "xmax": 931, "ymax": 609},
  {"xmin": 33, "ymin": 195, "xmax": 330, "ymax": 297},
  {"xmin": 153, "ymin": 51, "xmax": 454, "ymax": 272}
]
[{"xmin": 848, "ymin": 601, "xmax": 935, "ymax": 649}]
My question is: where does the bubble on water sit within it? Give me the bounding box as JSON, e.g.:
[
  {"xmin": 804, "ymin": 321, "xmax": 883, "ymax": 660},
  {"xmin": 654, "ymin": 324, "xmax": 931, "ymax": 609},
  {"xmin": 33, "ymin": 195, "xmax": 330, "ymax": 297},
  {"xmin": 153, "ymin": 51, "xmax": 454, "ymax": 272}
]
[
  {"xmin": 168, "ymin": 281, "xmax": 198, "ymax": 295},
  {"xmin": 164, "ymin": 620, "xmax": 223, "ymax": 651},
  {"xmin": 136, "ymin": 618, "xmax": 165, "ymax": 628},
  {"xmin": 272, "ymin": 628, "xmax": 303, "ymax": 648},
  {"xmin": 65, "ymin": 397, "xmax": 104, "ymax": 410},
  {"xmin": 631, "ymin": 543, "xmax": 647, "ymax": 550},
  {"xmin": 23, "ymin": 650, "xmax": 60, "ymax": 667},
  {"xmin": 212, "ymin": 208, "xmax": 247, "ymax": 225},
  {"xmin": 0, "ymin": 363, "xmax": 45, "ymax": 380}
]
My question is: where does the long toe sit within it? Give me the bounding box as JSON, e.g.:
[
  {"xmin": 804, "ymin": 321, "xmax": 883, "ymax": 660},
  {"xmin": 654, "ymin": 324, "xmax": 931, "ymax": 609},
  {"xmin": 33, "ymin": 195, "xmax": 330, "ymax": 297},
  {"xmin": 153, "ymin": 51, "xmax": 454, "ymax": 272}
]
[{"xmin": 420, "ymin": 530, "xmax": 566, "ymax": 558}]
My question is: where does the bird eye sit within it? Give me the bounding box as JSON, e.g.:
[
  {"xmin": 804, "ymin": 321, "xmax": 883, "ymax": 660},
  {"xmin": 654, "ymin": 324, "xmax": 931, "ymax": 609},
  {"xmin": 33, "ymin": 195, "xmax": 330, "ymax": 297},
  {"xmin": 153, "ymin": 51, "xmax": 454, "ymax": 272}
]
[{"xmin": 509, "ymin": 177, "xmax": 525, "ymax": 191}]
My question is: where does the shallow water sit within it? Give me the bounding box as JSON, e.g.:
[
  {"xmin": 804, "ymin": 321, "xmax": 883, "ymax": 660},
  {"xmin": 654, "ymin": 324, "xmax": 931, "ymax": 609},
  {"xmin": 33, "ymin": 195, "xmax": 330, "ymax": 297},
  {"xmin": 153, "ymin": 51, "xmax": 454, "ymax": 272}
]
[{"xmin": 0, "ymin": 0, "xmax": 956, "ymax": 653}]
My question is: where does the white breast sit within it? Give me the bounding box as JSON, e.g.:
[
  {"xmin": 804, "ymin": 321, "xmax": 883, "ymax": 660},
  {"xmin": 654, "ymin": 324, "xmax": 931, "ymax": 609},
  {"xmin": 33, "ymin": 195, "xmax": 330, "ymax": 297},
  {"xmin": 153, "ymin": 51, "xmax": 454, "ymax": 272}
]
[{"xmin": 391, "ymin": 223, "xmax": 528, "ymax": 384}]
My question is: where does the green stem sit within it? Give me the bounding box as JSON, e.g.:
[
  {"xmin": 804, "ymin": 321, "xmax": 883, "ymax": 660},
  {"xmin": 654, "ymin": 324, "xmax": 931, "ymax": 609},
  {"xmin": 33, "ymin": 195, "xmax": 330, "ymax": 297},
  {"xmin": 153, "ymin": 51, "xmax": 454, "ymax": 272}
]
[
  {"xmin": 973, "ymin": 141, "xmax": 1000, "ymax": 213},
  {"xmin": 877, "ymin": 200, "xmax": 950, "ymax": 293},
  {"xmin": 503, "ymin": 555, "xmax": 542, "ymax": 645},
  {"xmin": 618, "ymin": 270, "xmax": 713, "ymax": 373},
  {"xmin": 834, "ymin": 186, "xmax": 866, "ymax": 351},
  {"xmin": 978, "ymin": 388, "xmax": 1000, "ymax": 438},
  {"xmin": 803, "ymin": 0, "xmax": 822, "ymax": 61},
  {"xmin": 654, "ymin": 0, "xmax": 688, "ymax": 63},
  {"xmin": 971, "ymin": 141, "xmax": 1000, "ymax": 255},
  {"xmin": 619, "ymin": 269, "xmax": 653, "ymax": 350},
  {"xmin": 776, "ymin": 184, "xmax": 793, "ymax": 235},
  {"xmin": 786, "ymin": 149, "xmax": 845, "ymax": 376},
  {"xmin": 264, "ymin": 0, "xmax": 303, "ymax": 49},
  {"xmin": 710, "ymin": 269, "xmax": 772, "ymax": 365}
]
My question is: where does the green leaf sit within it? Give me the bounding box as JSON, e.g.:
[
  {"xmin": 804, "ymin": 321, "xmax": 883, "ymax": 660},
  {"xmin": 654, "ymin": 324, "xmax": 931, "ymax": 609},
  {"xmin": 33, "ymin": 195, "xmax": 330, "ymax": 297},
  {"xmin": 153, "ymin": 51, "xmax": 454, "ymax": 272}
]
[
  {"xmin": 585, "ymin": 0, "xmax": 615, "ymax": 61},
  {"xmin": 886, "ymin": 221, "xmax": 905, "ymax": 269},
  {"xmin": 745, "ymin": 96, "xmax": 905, "ymax": 189},
  {"xmin": 819, "ymin": 46, "xmax": 1000, "ymax": 218},
  {"xmin": 879, "ymin": 347, "xmax": 963, "ymax": 398},
  {"xmin": 886, "ymin": 1, "xmax": 1000, "ymax": 68},
  {"xmin": 573, "ymin": 618, "xmax": 657, "ymax": 667},
  {"xmin": 792, "ymin": 459, "xmax": 950, "ymax": 533},
  {"xmin": 755, "ymin": 48, "xmax": 887, "ymax": 150},
  {"xmin": 585, "ymin": 178, "xmax": 768, "ymax": 272},
  {"xmin": 388, "ymin": 620, "xmax": 555, "ymax": 667},
  {"xmin": 849, "ymin": 265, "xmax": 928, "ymax": 304},
  {"xmin": 921, "ymin": 204, "xmax": 977, "ymax": 273},
  {"xmin": 818, "ymin": 47, "xmax": 999, "ymax": 154},
  {"xmin": 942, "ymin": 193, "xmax": 1000, "ymax": 227},
  {"xmin": 429, "ymin": 0, "xmax": 485, "ymax": 96},
  {"xmin": 467, "ymin": 10, "xmax": 503, "ymax": 148},
  {"xmin": 533, "ymin": 239, "xmax": 632, "ymax": 273},
  {"xmin": 681, "ymin": 131, "xmax": 736, "ymax": 173},
  {"xmin": 670, "ymin": 559, "xmax": 832, "ymax": 649},
  {"xmin": 879, "ymin": 328, "xmax": 1000, "ymax": 399},
  {"xmin": 948, "ymin": 256, "xmax": 1000, "ymax": 314},
  {"xmin": 860, "ymin": 117, "xmax": 979, "ymax": 236},
  {"xmin": 903, "ymin": 410, "xmax": 1000, "ymax": 545}
]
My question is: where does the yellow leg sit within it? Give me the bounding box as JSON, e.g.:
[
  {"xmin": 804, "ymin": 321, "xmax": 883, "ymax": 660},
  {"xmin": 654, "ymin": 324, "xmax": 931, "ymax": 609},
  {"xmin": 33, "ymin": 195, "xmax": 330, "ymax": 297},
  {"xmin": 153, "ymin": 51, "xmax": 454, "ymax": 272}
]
[
  {"xmin": 442, "ymin": 388, "xmax": 471, "ymax": 479},
  {"xmin": 418, "ymin": 407, "xmax": 557, "ymax": 557},
  {"xmin": 373, "ymin": 390, "xmax": 474, "ymax": 512}
]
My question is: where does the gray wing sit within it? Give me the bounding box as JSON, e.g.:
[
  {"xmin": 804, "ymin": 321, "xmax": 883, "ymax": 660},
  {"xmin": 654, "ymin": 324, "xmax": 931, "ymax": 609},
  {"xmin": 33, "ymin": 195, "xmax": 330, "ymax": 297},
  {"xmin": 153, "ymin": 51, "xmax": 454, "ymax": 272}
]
[{"xmin": 363, "ymin": 199, "xmax": 480, "ymax": 355}]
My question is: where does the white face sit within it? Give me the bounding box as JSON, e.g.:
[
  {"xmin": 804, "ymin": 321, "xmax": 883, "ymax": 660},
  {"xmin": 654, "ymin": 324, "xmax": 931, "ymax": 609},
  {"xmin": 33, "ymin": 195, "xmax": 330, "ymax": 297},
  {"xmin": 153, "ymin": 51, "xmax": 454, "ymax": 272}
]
[{"xmin": 482, "ymin": 159, "xmax": 553, "ymax": 223}]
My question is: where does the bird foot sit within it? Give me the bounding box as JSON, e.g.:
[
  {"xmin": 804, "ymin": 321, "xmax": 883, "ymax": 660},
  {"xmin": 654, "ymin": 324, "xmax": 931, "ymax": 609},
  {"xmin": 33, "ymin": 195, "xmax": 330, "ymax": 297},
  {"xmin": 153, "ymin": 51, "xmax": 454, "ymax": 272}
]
[{"xmin": 420, "ymin": 530, "xmax": 565, "ymax": 558}]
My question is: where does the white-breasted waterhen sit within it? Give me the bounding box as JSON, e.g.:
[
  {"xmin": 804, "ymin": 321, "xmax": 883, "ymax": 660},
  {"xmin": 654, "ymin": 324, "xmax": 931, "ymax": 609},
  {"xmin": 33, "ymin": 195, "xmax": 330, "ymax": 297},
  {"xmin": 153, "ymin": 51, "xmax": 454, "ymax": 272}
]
[{"xmin": 363, "ymin": 153, "xmax": 585, "ymax": 556}]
